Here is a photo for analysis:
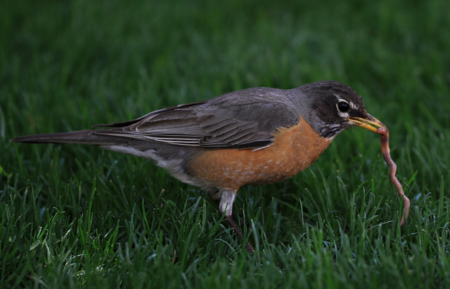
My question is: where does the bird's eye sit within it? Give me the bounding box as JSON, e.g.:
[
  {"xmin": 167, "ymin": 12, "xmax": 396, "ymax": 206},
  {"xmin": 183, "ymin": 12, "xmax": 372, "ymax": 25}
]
[{"xmin": 338, "ymin": 101, "xmax": 349, "ymax": 113}]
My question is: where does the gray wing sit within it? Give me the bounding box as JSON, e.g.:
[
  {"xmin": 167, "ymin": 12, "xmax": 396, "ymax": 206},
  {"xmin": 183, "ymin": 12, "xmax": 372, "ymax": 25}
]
[{"xmin": 94, "ymin": 88, "xmax": 301, "ymax": 149}]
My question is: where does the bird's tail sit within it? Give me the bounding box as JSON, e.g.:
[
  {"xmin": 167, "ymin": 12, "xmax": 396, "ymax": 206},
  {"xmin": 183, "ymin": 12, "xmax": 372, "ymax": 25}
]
[{"xmin": 9, "ymin": 130, "xmax": 121, "ymax": 146}]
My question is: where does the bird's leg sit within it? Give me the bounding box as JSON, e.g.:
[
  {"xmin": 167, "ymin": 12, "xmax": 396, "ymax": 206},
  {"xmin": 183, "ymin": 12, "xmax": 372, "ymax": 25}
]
[
  {"xmin": 219, "ymin": 189, "xmax": 255, "ymax": 253},
  {"xmin": 208, "ymin": 189, "xmax": 244, "ymax": 226}
]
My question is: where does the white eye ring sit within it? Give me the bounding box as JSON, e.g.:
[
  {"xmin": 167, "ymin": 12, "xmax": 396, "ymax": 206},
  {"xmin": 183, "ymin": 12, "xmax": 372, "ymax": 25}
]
[
  {"xmin": 336, "ymin": 99, "xmax": 350, "ymax": 118},
  {"xmin": 337, "ymin": 101, "xmax": 350, "ymax": 113}
]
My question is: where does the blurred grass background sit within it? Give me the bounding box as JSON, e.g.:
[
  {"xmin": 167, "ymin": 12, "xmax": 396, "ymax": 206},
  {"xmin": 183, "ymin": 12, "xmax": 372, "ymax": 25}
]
[{"xmin": 1, "ymin": 0, "xmax": 450, "ymax": 287}]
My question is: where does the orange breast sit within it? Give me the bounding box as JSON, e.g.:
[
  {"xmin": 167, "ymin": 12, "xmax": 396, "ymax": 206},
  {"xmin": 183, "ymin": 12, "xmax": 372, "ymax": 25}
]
[{"xmin": 187, "ymin": 117, "xmax": 331, "ymax": 190}]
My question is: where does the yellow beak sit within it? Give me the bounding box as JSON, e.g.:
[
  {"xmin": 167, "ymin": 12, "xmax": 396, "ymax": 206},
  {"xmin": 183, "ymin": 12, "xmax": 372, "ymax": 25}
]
[{"xmin": 348, "ymin": 114, "xmax": 388, "ymax": 134}]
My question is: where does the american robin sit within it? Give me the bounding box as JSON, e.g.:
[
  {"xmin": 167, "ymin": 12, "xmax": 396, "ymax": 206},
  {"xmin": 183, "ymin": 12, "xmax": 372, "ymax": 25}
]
[{"xmin": 11, "ymin": 80, "xmax": 387, "ymax": 252}]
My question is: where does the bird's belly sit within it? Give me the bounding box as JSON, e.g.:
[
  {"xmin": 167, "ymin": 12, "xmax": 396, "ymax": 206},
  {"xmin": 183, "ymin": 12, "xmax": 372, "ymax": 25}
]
[{"xmin": 187, "ymin": 119, "xmax": 331, "ymax": 189}]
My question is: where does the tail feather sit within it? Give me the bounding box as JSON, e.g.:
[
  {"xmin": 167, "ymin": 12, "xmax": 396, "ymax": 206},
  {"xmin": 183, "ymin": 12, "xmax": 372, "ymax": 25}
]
[
  {"xmin": 9, "ymin": 130, "xmax": 120, "ymax": 145},
  {"xmin": 10, "ymin": 129, "xmax": 204, "ymax": 184}
]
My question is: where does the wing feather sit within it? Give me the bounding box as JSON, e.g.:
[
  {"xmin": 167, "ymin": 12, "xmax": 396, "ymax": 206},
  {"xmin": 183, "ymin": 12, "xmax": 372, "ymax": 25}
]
[{"xmin": 94, "ymin": 88, "xmax": 301, "ymax": 149}]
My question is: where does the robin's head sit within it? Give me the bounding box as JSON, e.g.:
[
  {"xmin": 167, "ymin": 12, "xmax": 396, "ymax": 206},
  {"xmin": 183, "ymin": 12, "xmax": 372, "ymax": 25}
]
[{"xmin": 291, "ymin": 81, "xmax": 387, "ymax": 139}]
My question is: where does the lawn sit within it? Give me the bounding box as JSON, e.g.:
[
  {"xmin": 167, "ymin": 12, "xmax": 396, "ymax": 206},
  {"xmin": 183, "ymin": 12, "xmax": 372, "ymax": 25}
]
[{"xmin": 1, "ymin": 0, "xmax": 450, "ymax": 288}]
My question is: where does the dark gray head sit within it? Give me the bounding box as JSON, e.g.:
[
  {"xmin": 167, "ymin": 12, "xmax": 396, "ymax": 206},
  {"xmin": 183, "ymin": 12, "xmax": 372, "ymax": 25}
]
[{"xmin": 288, "ymin": 81, "xmax": 380, "ymax": 138}]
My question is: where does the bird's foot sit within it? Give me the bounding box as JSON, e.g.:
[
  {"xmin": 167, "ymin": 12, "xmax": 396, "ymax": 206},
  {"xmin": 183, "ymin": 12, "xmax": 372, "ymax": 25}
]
[{"xmin": 226, "ymin": 215, "xmax": 255, "ymax": 253}]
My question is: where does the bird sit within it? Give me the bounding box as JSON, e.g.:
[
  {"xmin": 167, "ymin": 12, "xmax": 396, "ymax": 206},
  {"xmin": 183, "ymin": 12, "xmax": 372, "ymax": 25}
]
[{"xmin": 10, "ymin": 80, "xmax": 387, "ymax": 252}]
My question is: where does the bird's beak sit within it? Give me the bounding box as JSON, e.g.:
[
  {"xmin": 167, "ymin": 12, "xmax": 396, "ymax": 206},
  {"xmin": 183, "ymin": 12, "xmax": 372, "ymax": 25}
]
[{"xmin": 348, "ymin": 114, "xmax": 388, "ymax": 134}]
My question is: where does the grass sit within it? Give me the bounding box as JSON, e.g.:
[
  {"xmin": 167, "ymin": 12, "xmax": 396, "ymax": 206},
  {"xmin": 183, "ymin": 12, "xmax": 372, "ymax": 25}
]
[{"xmin": 1, "ymin": 0, "xmax": 450, "ymax": 287}]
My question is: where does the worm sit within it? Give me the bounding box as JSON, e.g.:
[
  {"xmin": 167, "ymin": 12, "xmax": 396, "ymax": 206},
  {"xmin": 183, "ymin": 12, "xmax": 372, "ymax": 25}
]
[{"xmin": 377, "ymin": 127, "xmax": 410, "ymax": 226}]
